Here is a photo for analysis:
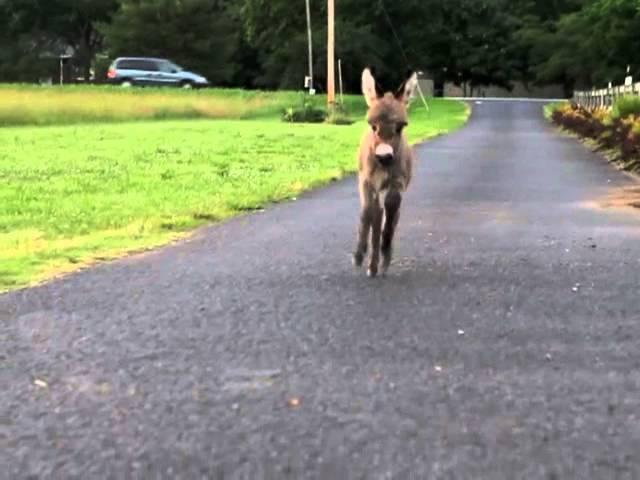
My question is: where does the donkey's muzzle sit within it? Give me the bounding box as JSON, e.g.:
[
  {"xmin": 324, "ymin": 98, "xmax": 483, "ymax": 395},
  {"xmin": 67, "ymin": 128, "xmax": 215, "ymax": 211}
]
[
  {"xmin": 375, "ymin": 143, "xmax": 394, "ymax": 167},
  {"xmin": 376, "ymin": 154, "xmax": 394, "ymax": 167}
]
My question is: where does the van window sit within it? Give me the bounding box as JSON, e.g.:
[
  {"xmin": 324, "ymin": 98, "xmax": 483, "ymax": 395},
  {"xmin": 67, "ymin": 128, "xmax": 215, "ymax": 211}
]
[
  {"xmin": 158, "ymin": 61, "xmax": 183, "ymax": 73},
  {"xmin": 158, "ymin": 61, "xmax": 174, "ymax": 73},
  {"xmin": 117, "ymin": 60, "xmax": 159, "ymax": 71},
  {"xmin": 117, "ymin": 60, "xmax": 135, "ymax": 70}
]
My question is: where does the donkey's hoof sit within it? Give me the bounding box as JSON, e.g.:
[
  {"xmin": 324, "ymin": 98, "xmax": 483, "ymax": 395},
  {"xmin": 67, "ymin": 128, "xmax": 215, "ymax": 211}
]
[
  {"xmin": 353, "ymin": 252, "xmax": 364, "ymax": 267},
  {"xmin": 367, "ymin": 267, "xmax": 378, "ymax": 278},
  {"xmin": 381, "ymin": 256, "xmax": 391, "ymax": 276}
]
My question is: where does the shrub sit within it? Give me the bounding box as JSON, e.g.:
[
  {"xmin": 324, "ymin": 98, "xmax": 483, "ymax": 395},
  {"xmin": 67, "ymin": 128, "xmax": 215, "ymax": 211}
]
[
  {"xmin": 325, "ymin": 102, "xmax": 355, "ymax": 125},
  {"xmin": 613, "ymin": 96, "xmax": 640, "ymax": 119},
  {"xmin": 598, "ymin": 129, "xmax": 616, "ymax": 149},
  {"xmin": 282, "ymin": 97, "xmax": 326, "ymax": 123},
  {"xmin": 551, "ymin": 103, "xmax": 605, "ymax": 139},
  {"xmin": 551, "ymin": 101, "xmax": 640, "ymax": 167},
  {"xmin": 592, "ymin": 108, "xmax": 611, "ymax": 124},
  {"xmin": 620, "ymin": 116, "xmax": 640, "ymax": 159}
]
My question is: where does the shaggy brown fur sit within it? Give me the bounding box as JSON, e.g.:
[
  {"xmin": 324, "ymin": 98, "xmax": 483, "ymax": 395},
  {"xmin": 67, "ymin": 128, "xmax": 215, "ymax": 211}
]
[{"xmin": 352, "ymin": 68, "xmax": 419, "ymax": 277}]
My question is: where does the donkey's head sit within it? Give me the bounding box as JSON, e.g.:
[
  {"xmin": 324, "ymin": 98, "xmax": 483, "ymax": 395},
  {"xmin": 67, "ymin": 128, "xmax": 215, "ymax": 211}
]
[{"xmin": 361, "ymin": 68, "xmax": 419, "ymax": 167}]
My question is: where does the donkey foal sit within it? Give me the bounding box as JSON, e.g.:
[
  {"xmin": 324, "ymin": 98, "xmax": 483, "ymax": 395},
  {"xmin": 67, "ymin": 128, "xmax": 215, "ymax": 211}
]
[{"xmin": 352, "ymin": 68, "xmax": 419, "ymax": 278}]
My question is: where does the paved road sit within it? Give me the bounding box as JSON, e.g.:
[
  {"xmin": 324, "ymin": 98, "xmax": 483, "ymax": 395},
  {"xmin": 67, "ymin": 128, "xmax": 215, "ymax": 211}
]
[{"xmin": 3, "ymin": 101, "xmax": 640, "ymax": 479}]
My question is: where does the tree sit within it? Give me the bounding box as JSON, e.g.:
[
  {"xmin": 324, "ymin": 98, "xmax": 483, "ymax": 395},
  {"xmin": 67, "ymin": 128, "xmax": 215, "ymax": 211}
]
[
  {"xmin": 239, "ymin": 0, "xmax": 528, "ymax": 94},
  {"xmin": 443, "ymin": 0, "xmax": 519, "ymax": 92},
  {"xmin": 552, "ymin": 0, "xmax": 640, "ymax": 87},
  {"xmin": 100, "ymin": 0, "xmax": 239, "ymax": 86},
  {"xmin": 3, "ymin": 0, "xmax": 637, "ymax": 94},
  {"xmin": 511, "ymin": 0, "xmax": 640, "ymax": 91},
  {"xmin": 0, "ymin": 0, "xmax": 118, "ymax": 79}
]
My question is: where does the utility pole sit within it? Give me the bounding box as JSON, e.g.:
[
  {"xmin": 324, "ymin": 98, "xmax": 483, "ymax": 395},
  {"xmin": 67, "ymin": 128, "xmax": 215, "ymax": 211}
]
[
  {"xmin": 327, "ymin": 0, "xmax": 335, "ymax": 105},
  {"xmin": 338, "ymin": 58, "xmax": 344, "ymax": 105},
  {"xmin": 305, "ymin": 0, "xmax": 314, "ymax": 94}
]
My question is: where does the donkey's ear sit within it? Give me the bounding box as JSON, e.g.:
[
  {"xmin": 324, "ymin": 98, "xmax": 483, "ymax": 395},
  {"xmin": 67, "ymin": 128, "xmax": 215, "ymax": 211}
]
[
  {"xmin": 361, "ymin": 68, "xmax": 379, "ymax": 107},
  {"xmin": 395, "ymin": 71, "xmax": 419, "ymax": 105}
]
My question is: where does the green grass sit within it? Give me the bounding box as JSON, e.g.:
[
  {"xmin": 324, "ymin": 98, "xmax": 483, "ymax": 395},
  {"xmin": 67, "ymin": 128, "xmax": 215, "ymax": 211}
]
[
  {"xmin": 612, "ymin": 95, "xmax": 640, "ymax": 119},
  {"xmin": 0, "ymin": 88, "xmax": 469, "ymax": 292},
  {"xmin": 0, "ymin": 84, "xmax": 368, "ymax": 126}
]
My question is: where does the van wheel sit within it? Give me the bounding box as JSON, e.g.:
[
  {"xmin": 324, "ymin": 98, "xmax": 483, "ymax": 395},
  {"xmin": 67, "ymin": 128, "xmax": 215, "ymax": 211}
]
[
  {"xmin": 180, "ymin": 81, "xmax": 194, "ymax": 89},
  {"xmin": 120, "ymin": 79, "xmax": 134, "ymax": 88}
]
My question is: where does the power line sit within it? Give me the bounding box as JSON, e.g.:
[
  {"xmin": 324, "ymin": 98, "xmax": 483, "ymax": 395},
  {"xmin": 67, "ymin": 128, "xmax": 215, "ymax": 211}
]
[
  {"xmin": 378, "ymin": 0, "xmax": 411, "ymax": 69},
  {"xmin": 378, "ymin": 0, "xmax": 430, "ymax": 113}
]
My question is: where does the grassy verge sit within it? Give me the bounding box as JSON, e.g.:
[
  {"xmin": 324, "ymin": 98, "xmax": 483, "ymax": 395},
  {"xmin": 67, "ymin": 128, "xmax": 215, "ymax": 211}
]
[
  {"xmin": 1, "ymin": 92, "xmax": 468, "ymax": 292},
  {"xmin": 0, "ymin": 85, "xmax": 368, "ymax": 126}
]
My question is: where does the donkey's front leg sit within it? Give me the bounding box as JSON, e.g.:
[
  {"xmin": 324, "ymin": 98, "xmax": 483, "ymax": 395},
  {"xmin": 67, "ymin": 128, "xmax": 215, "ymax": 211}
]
[
  {"xmin": 367, "ymin": 200, "xmax": 383, "ymax": 278},
  {"xmin": 353, "ymin": 183, "xmax": 375, "ymax": 267},
  {"xmin": 381, "ymin": 189, "xmax": 402, "ymax": 275},
  {"xmin": 353, "ymin": 208, "xmax": 371, "ymax": 268}
]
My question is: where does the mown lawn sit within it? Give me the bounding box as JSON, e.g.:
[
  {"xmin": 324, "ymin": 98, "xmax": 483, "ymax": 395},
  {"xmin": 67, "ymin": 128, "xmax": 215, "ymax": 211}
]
[{"xmin": 0, "ymin": 89, "xmax": 469, "ymax": 292}]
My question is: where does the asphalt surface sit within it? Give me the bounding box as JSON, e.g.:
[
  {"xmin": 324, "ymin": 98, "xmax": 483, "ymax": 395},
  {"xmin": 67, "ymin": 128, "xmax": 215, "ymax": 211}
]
[{"xmin": 3, "ymin": 100, "xmax": 640, "ymax": 479}]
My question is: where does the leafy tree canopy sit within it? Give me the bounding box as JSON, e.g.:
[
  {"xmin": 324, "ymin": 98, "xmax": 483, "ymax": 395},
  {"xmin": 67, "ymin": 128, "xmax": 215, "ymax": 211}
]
[{"xmin": 0, "ymin": 0, "xmax": 638, "ymax": 92}]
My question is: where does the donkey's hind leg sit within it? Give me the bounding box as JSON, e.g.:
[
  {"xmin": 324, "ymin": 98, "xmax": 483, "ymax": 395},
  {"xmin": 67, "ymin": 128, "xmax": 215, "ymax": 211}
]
[
  {"xmin": 367, "ymin": 199, "xmax": 383, "ymax": 278},
  {"xmin": 381, "ymin": 189, "xmax": 402, "ymax": 275}
]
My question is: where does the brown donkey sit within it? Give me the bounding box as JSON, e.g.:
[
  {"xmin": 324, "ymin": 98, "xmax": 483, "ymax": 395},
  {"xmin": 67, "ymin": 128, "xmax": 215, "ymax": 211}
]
[{"xmin": 352, "ymin": 68, "xmax": 419, "ymax": 277}]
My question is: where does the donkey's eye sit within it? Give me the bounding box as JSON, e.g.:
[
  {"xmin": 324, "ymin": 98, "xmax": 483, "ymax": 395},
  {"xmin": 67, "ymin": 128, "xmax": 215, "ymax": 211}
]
[
  {"xmin": 371, "ymin": 124, "xmax": 378, "ymax": 133},
  {"xmin": 396, "ymin": 123, "xmax": 407, "ymax": 134}
]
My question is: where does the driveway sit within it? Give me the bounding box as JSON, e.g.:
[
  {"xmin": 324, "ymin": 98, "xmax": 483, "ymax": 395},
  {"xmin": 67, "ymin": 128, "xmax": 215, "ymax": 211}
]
[{"xmin": 3, "ymin": 100, "xmax": 640, "ymax": 479}]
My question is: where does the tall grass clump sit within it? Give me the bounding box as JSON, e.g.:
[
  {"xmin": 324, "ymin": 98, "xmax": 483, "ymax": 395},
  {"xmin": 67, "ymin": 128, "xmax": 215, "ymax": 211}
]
[
  {"xmin": 612, "ymin": 95, "xmax": 640, "ymax": 119},
  {"xmin": 282, "ymin": 95, "xmax": 326, "ymax": 123},
  {"xmin": 0, "ymin": 85, "xmax": 347, "ymax": 127}
]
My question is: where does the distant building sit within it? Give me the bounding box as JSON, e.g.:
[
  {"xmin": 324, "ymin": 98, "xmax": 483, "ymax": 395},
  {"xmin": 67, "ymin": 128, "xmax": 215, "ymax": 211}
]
[
  {"xmin": 444, "ymin": 82, "xmax": 566, "ymax": 99},
  {"xmin": 37, "ymin": 43, "xmax": 98, "ymax": 84},
  {"xmin": 418, "ymin": 73, "xmax": 566, "ymax": 99}
]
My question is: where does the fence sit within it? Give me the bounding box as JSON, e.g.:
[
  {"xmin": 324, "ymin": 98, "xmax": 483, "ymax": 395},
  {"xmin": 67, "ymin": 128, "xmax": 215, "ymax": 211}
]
[{"xmin": 574, "ymin": 77, "xmax": 640, "ymax": 109}]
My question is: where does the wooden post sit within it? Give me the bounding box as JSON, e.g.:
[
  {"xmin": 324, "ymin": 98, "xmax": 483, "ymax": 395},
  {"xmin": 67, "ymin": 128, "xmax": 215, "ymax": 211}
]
[
  {"xmin": 327, "ymin": 0, "xmax": 335, "ymax": 105},
  {"xmin": 305, "ymin": 0, "xmax": 314, "ymax": 94},
  {"xmin": 625, "ymin": 74, "xmax": 633, "ymax": 95},
  {"xmin": 338, "ymin": 58, "xmax": 344, "ymax": 105}
]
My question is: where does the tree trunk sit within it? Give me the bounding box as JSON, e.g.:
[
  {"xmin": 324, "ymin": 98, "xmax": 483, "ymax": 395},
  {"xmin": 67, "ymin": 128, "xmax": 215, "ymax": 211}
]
[
  {"xmin": 562, "ymin": 76, "xmax": 575, "ymax": 99},
  {"xmin": 77, "ymin": 22, "xmax": 98, "ymax": 83}
]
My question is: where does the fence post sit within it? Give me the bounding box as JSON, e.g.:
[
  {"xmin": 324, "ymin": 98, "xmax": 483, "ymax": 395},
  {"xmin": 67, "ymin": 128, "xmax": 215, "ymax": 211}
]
[{"xmin": 624, "ymin": 73, "xmax": 633, "ymax": 96}]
